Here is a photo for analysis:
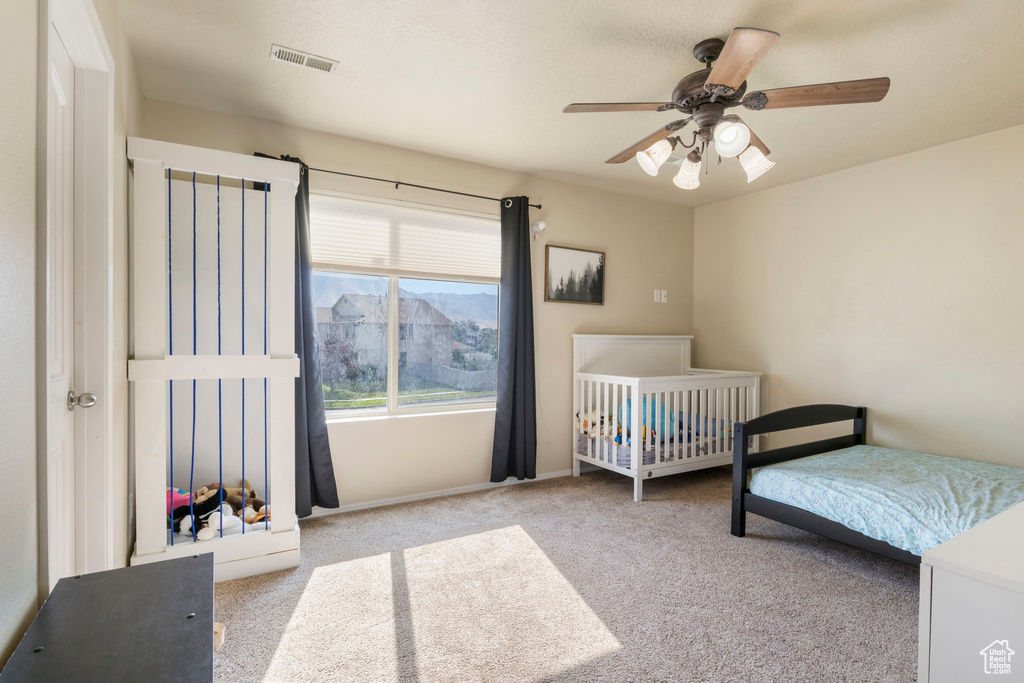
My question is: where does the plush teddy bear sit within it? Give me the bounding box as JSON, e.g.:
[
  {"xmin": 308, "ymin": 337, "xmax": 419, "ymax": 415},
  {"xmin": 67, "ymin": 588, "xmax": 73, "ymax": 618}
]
[
  {"xmin": 220, "ymin": 479, "xmax": 257, "ymax": 500},
  {"xmin": 225, "ymin": 493, "xmax": 268, "ymax": 524}
]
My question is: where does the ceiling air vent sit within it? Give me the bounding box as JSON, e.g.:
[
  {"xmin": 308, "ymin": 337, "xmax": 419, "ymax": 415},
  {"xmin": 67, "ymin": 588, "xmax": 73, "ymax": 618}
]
[{"xmin": 270, "ymin": 44, "xmax": 338, "ymax": 74}]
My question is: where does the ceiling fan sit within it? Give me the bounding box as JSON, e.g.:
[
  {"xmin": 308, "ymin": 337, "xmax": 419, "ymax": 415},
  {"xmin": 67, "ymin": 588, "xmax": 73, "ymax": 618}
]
[{"xmin": 563, "ymin": 28, "xmax": 890, "ymax": 189}]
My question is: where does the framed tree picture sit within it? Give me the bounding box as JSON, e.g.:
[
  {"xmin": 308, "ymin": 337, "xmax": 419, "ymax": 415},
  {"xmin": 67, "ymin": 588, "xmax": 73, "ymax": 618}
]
[{"xmin": 544, "ymin": 245, "xmax": 605, "ymax": 305}]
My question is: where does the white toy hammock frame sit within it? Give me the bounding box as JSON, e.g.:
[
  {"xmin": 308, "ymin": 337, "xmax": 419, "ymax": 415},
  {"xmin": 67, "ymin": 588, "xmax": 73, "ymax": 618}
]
[{"xmin": 127, "ymin": 138, "xmax": 301, "ymax": 581}]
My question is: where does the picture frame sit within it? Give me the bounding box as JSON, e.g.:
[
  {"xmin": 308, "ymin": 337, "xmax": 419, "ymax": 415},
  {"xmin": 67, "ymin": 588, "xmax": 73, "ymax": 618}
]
[{"xmin": 544, "ymin": 244, "xmax": 605, "ymax": 305}]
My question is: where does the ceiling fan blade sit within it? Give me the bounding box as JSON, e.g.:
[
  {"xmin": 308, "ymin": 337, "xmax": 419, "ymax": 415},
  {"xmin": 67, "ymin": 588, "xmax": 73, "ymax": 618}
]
[
  {"xmin": 605, "ymin": 120, "xmax": 687, "ymax": 164},
  {"xmin": 563, "ymin": 102, "xmax": 675, "ymax": 113},
  {"xmin": 743, "ymin": 77, "xmax": 890, "ymax": 110},
  {"xmin": 705, "ymin": 27, "xmax": 780, "ymax": 97}
]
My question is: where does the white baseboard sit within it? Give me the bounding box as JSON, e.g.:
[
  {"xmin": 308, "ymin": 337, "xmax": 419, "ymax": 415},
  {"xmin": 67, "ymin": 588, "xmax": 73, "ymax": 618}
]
[{"xmin": 308, "ymin": 469, "xmax": 574, "ymax": 519}]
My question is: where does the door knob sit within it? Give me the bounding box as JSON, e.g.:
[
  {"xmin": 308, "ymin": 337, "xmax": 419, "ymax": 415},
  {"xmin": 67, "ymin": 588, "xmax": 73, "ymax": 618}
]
[{"xmin": 67, "ymin": 391, "xmax": 98, "ymax": 411}]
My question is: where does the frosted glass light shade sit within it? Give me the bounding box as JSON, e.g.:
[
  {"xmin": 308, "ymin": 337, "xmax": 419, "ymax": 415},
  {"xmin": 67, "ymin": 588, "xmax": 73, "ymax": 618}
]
[
  {"xmin": 714, "ymin": 120, "xmax": 751, "ymax": 158},
  {"xmin": 672, "ymin": 154, "xmax": 701, "ymax": 190},
  {"xmin": 738, "ymin": 146, "xmax": 775, "ymax": 182},
  {"xmin": 635, "ymin": 139, "xmax": 673, "ymax": 176}
]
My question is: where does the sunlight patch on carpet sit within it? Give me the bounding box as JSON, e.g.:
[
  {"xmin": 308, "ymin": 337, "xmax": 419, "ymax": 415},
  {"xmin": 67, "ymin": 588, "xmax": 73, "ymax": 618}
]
[
  {"xmin": 403, "ymin": 525, "xmax": 622, "ymax": 682},
  {"xmin": 262, "ymin": 552, "xmax": 399, "ymax": 682}
]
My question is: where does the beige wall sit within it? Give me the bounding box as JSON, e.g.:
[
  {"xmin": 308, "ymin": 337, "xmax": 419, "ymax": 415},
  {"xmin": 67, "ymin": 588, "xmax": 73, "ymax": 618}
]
[
  {"xmin": 142, "ymin": 99, "xmax": 694, "ymax": 506},
  {"xmin": 0, "ymin": 0, "xmax": 42, "ymax": 664},
  {"xmin": 693, "ymin": 124, "xmax": 1024, "ymax": 465}
]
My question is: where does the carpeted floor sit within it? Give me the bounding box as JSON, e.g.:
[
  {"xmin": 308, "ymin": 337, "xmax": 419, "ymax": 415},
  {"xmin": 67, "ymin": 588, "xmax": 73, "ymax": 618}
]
[{"xmin": 213, "ymin": 468, "xmax": 919, "ymax": 682}]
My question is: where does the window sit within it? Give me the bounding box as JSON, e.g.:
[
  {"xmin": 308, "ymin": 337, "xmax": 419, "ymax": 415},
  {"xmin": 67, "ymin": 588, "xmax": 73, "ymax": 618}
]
[
  {"xmin": 398, "ymin": 278, "xmax": 498, "ymax": 407},
  {"xmin": 310, "ymin": 194, "xmax": 500, "ymax": 414},
  {"xmin": 315, "ymin": 273, "xmax": 388, "ymax": 411}
]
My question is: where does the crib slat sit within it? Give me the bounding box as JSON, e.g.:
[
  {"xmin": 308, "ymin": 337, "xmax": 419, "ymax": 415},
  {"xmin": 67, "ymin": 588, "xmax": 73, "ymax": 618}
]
[
  {"xmin": 579, "ymin": 378, "xmax": 584, "ymax": 449},
  {"xmin": 665, "ymin": 391, "xmax": 671, "ymax": 462},
  {"xmin": 710, "ymin": 388, "xmax": 717, "ymax": 455},
  {"xmin": 598, "ymin": 382, "xmax": 606, "ymax": 462},
  {"xmin": 586, "ymin": 380, "xmax": 593, "ymax": 460},
  {"xmin": 670, "ymin": 391, "xmax": 676, "ymax": 461},
  {"xmin": 664, "ymin": 391, "xmax": 670, "ymax": 463},
  {"xmin": 670, "ymin": 390, "xmax": 677, "ymax": 462},
  {"xmin": 702, "ymin": 388, "xmax": 709, "ymax": 456},
  {"xmin": 695, "ymin": 388, "xmax": 701, "ymax": 457},
  {"xmin": 720, "ymin": 387, "xmax": 726, "ymax": 454},
  {"xmin": 683, "ymin": 389, "xmax": 691, "ymax": 459},
  {"xmin": 654, "ymin": 391, "xmax": 660, "ymax": 463},
  {"xmin": 664, "ymin": 391, "xmax": 671, "ymax": 462},
  {"xmin": 729, "ymin": 386, "xmax": 735, "ymax": 451},
  {"xmin": 709, "ymin": 388, "xmax": 715, "ymax": 455},
  {"xmin": 581, "ymin": 379, "xmax": 586, "ymax": 457},
  {"xmin": 611, "ymin": 382, "xmax": 618, "ymax": 466},
  {"xmin": 723, "ymin": 388, "xmax": 730, "ymax": 453},
  {"xmin": 712, "ymin": 388, "xmax": 718, "ymax": 454},
  {"xmin": 718, "ymin": 387, "xmax": 725, "ymax": 454},
  {"xmin": 718, "ymin": 388, "xmax": 725, "ymax": 454},
  {"xmin": 651, "ymin": 393, "xmax": 659, "ymax": 462},
  {"xmin": 658, "ymin": 391, "xmax": 665, "ymax": 463},
  {"xmin": 602, "ymin": 381, "xmax": 609, "ymax": 463},
  {"xmin": 700, "ymin": 387, "xmax": 708, "ymax": 456}
]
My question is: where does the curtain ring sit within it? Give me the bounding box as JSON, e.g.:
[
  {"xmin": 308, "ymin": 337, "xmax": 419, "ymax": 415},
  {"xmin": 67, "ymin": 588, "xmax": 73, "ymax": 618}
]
[{"xmin": 504, "ymin": 199, "xmax": 513, "ymax": 208}]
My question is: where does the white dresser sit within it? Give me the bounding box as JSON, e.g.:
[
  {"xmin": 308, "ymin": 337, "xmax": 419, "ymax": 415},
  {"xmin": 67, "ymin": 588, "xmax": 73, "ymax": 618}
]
[{"xmin": 918, "ymin": 501, "xmax": 1024, "ymax": 682}]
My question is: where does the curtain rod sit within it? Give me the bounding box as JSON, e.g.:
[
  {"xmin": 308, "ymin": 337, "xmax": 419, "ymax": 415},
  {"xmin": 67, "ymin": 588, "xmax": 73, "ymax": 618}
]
[{"xmin": 307, "ymin": 166, "xmax": 542, "ymax": 210}]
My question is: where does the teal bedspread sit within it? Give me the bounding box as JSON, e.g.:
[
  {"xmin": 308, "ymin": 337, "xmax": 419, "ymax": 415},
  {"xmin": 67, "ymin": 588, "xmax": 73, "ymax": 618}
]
[{"xmin": 748, "ymin": 445, "xmax": 1024, "ymax": 555}]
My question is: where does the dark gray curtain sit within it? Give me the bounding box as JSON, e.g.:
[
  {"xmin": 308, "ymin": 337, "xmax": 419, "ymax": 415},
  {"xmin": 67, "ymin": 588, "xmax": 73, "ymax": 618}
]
[
  {"xmin": 490, "ymin": 197, "xmax": 537, "ymax": 481},
  {"xmin": 276, "ymin": 156, "xmax": 340, "ymax": 517}
]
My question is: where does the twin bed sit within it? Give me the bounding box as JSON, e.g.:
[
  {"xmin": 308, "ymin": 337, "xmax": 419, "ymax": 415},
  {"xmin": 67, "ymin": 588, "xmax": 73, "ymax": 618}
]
[{"xmin": 732, "ymin": 404, "xmax": 1024, "ymax": 564}]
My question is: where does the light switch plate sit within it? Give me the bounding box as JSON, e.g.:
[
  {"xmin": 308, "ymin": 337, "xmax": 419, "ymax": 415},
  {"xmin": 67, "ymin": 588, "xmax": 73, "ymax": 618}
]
[
  {"xmin": 661, "ymin": 290, "xmax": 668, "ymax": 303},
  {"xmin": 653, "ymin": 289, "xmax": 661, "ymax": 303}
]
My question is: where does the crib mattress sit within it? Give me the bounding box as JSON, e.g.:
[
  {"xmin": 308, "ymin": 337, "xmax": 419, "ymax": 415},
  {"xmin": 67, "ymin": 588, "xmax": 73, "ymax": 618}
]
[{"xmin": 749, "ymin": 445, "xmax": 1024, "ymax": 555}]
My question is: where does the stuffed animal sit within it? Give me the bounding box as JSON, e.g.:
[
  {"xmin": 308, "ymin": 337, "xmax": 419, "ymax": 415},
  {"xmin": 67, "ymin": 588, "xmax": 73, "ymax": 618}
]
[
  {"xmin": 196, "ymin": 503, "xmax": 243, "ymax": 541},
  {"xmin": 172, "ymin": 480, "xmax": 272, "ymax": 538},
  {"xmin": 220, "ymin": 479, "xmax": 257, "ymax": 500},
  {"xmin": 172, "ymin": 483, "xmax": 224, "ymax": 536},
  {"xmin": 166, "ymin": 488, "xmax": 190, "ymax": 520},
  {"xmin": 224, "ymin": 493, "xmax": 266, "ymax": 524}
]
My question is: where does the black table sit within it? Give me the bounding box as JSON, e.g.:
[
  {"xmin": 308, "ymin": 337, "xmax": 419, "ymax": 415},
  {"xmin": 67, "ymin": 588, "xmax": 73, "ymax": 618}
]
[{"xmin": 1, "ymin": 553, "xmax": 214, "ymax": 682}]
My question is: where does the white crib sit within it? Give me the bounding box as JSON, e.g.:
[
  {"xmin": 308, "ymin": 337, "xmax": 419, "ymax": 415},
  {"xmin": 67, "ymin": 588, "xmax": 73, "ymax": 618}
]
[{"xmin": 572, "ymin": 335, "xmax": 760, "ymax": 501}]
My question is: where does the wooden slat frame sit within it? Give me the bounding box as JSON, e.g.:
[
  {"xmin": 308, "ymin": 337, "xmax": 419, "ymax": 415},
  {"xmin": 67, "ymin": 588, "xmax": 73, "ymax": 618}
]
[{"xmin": 128, "ymin": 138, "xmax": 301, "ymax": 564}]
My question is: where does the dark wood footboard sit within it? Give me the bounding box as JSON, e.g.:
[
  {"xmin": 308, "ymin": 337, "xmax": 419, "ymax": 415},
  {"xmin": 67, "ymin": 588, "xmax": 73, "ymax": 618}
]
[{"xmin": 732, "ymin": 404, "xmax": 921, "ymax": 566}]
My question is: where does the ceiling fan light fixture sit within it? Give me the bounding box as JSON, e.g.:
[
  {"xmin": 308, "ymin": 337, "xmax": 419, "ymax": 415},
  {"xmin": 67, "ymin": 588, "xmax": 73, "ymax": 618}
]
[
  {"xmin": 635, "ymin": 139, "xmax": 674, "ymax": 176},
  {"xmin": 713, "ymin": 120, "xmax": 750, "ymax": 158},
  {"xmin": 672, "ymin": 151, "xmax": 702, "ymax": 190},
  {"xmin": 738, "ymin": 145, "xmax": 775, "ymax": 182}
]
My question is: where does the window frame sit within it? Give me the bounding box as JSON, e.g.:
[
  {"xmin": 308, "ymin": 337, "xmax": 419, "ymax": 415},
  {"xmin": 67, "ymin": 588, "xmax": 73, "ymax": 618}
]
[{"xmin": 310, "ymin": 190, "xmax": 500, "ymax": 420}]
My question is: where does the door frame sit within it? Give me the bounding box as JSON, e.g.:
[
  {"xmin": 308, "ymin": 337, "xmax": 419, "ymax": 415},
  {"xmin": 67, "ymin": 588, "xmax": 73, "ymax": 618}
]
[{"xmin": 38, "ymin": 0, "xmax": 117, "ymax": 591}]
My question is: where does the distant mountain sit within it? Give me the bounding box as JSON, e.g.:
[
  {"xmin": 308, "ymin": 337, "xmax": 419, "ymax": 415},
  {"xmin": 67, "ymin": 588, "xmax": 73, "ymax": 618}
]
[{"xmin": 313, "ymin": 273, "xmax": 497, "ymax": 329}]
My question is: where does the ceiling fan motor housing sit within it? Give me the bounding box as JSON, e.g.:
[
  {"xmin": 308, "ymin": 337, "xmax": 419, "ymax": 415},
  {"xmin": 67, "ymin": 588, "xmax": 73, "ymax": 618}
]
[{"xmin": 670, "ymin": 67, "xmax": 747, "ymax": 113}]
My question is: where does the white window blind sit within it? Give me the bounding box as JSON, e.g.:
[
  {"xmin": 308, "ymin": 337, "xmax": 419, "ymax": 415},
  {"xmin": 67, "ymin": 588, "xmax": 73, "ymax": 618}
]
[{"xmin": 310, "ymin": 194, "xmax": 501, "ymax": 280}]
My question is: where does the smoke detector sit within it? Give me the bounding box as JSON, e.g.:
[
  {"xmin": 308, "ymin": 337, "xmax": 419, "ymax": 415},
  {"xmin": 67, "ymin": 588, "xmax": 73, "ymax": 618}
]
[{"xmin": 270, "ymin": 44, "xmax": 338, "ymax": 74}]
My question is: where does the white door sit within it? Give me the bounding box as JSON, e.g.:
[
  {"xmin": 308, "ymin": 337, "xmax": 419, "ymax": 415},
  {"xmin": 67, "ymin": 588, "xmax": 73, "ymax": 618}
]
[{"xmin": 45, "ymin": 21, "xmax": 80, "ymax": 589}]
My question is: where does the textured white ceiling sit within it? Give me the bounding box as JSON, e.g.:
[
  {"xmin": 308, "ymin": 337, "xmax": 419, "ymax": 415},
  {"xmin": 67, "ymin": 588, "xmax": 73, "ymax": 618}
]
[{"xmin": 120, "ymin": 0, "xmax": 1024, "ymax": 207}]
